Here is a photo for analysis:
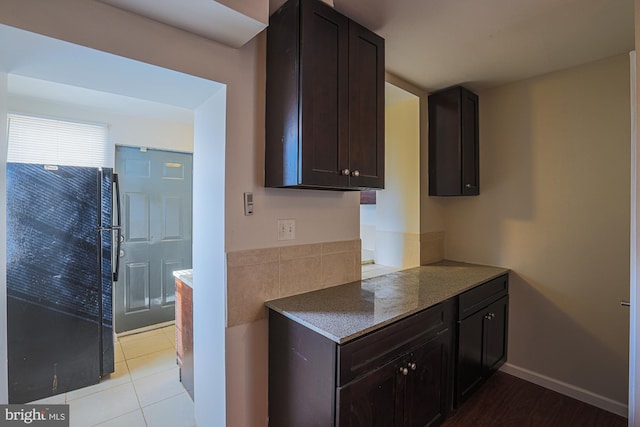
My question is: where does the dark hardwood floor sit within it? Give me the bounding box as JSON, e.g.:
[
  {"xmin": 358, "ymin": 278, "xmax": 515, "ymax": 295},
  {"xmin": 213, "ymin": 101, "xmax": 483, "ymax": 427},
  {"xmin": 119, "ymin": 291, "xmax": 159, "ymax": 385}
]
[{"xmin": 442, "ymin": 372, "xmax": 627, "ymax": 427}]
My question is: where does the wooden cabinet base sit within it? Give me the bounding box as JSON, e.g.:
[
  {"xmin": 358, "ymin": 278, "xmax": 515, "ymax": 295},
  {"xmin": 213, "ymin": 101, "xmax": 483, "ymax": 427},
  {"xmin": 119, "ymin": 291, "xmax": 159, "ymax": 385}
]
[
  {"xmin": 455, "ymin": 276, "xmax": 509, "ymax": 406},
  {"xmin": 269, "ymin": 301, "xmax": 453, "ymax": 427},
  {"xmin": 175, "ymin": 278, "xmax": 194, "ymax": 400},
  {"xmin": 268, "ymin": 274, "xmax": 509, "ymax": 426}
]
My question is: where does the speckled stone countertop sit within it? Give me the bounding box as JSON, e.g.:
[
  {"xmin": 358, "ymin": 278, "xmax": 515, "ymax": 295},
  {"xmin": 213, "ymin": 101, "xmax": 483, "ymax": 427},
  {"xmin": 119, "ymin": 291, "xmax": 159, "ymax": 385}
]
[
  {"xmin": 265, "ymin": 260, "xmax": 509, "ymax": 344},
  {"xmin": 173, "ymin": 269, "xmax": 193, "ymax": 287}
]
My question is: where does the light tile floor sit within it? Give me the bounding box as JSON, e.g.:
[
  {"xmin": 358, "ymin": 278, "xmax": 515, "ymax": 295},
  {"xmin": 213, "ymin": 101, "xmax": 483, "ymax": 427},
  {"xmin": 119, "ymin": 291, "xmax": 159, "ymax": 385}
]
[
  {"xmin": 27, "ymin": 268, "xmax": 401, "ymax": 426},
  {"xmin": 361, "ymin": 262, "xmax": 402, "ymax": 279},
  {"xmin": 31, "ymin": 324, "xmax": 195, "ymax": 427}
]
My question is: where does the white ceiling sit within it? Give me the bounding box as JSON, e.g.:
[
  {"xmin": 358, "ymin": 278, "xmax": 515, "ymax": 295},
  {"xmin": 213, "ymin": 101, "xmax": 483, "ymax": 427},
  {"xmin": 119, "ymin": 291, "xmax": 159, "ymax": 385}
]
[
  {"xmin": 0, "ymin": 0, "xmax": 633, "ymax": 114},
  {"xmin": 94, "ymin": 0, "xmax": 635, "ymax": 91},
  {"xmin": 99, "ymin": 0, "xmax": 267, "ymax": 48},
  {"xmin": 276, "ymin": 0, "xmax": 635, "ymax": 91}
]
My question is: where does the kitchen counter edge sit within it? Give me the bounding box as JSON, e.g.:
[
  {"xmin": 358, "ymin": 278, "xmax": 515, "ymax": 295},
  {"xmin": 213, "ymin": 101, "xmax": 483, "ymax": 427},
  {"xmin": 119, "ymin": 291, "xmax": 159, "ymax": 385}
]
[
  {"xmin": 173, "ymin": 269, "xmax": 193, "ymax": 288},
  {"xmin": 265, "ymin": 261, "xmax": 509, "ymax": 345}
]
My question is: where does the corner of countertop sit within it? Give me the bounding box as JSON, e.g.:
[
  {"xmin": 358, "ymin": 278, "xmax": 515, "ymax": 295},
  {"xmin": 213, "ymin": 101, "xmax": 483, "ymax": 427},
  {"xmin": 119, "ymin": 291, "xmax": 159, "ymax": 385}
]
[{"xmin": 173, "ymin": 269, "xmax": 193, "ymax": 287}]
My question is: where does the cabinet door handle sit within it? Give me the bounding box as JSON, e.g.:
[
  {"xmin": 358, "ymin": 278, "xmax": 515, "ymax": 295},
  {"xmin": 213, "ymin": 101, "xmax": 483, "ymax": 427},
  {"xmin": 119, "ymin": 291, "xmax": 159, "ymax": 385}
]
[
  {"xmin": 408, "ymin": 362, "xmax": 417, "ymax": 371},
  {"xmin": 484, "ymin": 313, "xmax": 492, "ymax": 320},
  {"xmin": 399, "ymin": 367, "xmax": 408, "ymax": 376},
  {"xmin": 465, "ymin": 184, "xmax": 477, "ymax": 189},
  {"xmin": 351, "ymin": 170, "xmax": 360, "ymax": 177},
  {"xmin": 341, "ymin": 169, "xmax": 350, "ymax": 176}
]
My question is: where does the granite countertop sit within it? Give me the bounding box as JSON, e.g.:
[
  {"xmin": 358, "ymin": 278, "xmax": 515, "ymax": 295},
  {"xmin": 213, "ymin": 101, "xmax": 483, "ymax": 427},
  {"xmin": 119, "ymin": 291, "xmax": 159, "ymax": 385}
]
[
  {"xmin": 173, "ymin": 269, "xmax": 193, "ymax": 287},
  {"xmin": 265, "ymin": 260, "xmax": 509, "ymax": 344}
]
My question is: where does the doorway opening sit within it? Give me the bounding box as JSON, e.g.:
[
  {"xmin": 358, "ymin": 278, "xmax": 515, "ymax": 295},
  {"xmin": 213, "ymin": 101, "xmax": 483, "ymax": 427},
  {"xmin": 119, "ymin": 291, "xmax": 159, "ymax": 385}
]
[
  {"xmin": 114, "ymin": 146, "xmax": 193, "ymax": 334},
  {"xmin": 0, "ymin": 23, "xmax": 226, "ymax": 426},
  {"xmin": 360, "ymin": 82, "xmax": 421, "ymax": 279}
]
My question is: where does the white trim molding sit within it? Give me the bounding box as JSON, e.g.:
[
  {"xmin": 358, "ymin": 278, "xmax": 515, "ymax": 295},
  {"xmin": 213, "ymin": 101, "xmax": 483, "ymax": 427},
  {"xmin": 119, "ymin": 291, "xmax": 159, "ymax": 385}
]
[{"xmin": 500, "ymin": 363, "xmax": 628, "ymax": 418}]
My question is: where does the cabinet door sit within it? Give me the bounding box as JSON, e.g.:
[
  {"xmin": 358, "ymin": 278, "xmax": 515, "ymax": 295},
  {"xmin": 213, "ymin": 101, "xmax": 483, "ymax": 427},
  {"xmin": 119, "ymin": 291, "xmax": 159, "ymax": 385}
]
[
  {"xmin": 404, "ymin": 331, "xmax": 450, "ymax": 427},
  {"xmin": 337, "ymin": 359, "xmax": 403, "ymax": 427},
  {"xmin": 456, "ymin": 295, "xmax": 509, "ymax": 406},
  {"xmin": 460, "ymin": 89, "xmax": 479, "ymax": 195},
  {"xmin": 483, "ymin": 296, "xmax": 509, "ymax": 374},
  {"xmin": 348, "ymin": 21, "xmax": 385, "ymax": 189},
  {"xmin": 428, "ymin": 86, "xmax": 479, "ymax": 196},
  {"xmin": 456, "ymin": 309, "xmax": 484, "ymax": 403},
  {"xmin": 428, "ymin": 88, "xmax": 460, "ymax": 196},
  {"xmin": 300, "ymin": 0, "xmax": 350, "ymax": 188}
]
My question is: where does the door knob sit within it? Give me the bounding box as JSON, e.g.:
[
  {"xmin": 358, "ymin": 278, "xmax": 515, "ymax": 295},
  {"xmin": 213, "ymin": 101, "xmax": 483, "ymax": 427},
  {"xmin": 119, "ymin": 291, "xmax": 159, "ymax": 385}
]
[
  {"xmin": 351, "ymin": 170, "xmax": 360, "ymax": 177},
  {"xmin": 408, "ymin": 362, "xmax": 417, "ymax": 371},
  {"xmin": 400, "ymin": 367, "xmax": 408, "ymax": 376},
  {"xmin": 341, "ymin": 169, "xmax": 350, "ymax": 176}
]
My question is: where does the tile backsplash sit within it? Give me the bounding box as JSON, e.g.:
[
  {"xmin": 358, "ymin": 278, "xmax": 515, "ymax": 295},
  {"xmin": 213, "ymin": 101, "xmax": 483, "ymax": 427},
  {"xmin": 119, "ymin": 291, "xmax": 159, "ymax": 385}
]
[
  {"xmin": 420, "ymin": 231, "xmax": 445, "ymax": 265},
  {"xmin": 226, "ymin": 239, "xmax": 361, "ymax": 327}
]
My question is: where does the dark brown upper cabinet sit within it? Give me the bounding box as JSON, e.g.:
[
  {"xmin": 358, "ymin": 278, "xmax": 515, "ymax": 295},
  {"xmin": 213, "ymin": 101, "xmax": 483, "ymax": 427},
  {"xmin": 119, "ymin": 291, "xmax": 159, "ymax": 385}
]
[
  {"xmin": 265, "ymin": 0, "xmax": 385, "ymax": 191},
  {"xmin": 428, "ymin": 85, "xmax": 479, "ymax": 196}
]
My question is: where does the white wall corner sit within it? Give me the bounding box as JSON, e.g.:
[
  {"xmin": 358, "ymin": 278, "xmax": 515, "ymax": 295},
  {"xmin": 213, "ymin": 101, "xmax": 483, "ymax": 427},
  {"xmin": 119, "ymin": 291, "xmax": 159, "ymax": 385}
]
[
  {"xmin": 193, "ymin": 86, "xmax": 227, "ymax": 426},
  {"xmin": 215, "ymin": 0, "xmax": 268, "ymax": 25}
]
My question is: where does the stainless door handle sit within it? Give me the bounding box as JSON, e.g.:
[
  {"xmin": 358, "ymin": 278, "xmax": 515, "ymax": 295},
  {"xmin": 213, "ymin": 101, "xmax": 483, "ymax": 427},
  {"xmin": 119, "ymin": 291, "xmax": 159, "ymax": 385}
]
[
  {"xmin": 112, "ymin": 173, "xmax": 122, "ymax": 282},
  {"xmin": 621, "ymin": 300, "xmax": 631, "ymax": 307}
]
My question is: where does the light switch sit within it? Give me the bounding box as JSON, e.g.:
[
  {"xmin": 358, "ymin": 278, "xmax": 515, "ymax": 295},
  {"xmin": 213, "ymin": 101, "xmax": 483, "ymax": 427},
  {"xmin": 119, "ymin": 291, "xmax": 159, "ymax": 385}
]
[{"xmin": 277, "ymin": 219, "xmax": 296, "ymax": 240}]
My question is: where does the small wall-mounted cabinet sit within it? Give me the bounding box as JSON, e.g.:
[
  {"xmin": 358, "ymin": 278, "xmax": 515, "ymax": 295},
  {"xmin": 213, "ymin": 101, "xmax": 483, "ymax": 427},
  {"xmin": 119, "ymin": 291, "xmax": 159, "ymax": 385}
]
[
  {"xmin": 265, "ymin": 0, "xmax": 385, "ymax": 190},
  {"xmin": 428, "ymin": 86, "xmax": 479, "ymax": 196}
]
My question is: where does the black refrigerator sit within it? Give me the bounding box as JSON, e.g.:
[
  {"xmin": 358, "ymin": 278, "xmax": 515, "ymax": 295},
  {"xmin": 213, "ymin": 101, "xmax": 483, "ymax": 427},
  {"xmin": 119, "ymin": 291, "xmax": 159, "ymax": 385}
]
[{"xmin": 6, "ymin": 162, "xmax": 121, "ymax": 403}]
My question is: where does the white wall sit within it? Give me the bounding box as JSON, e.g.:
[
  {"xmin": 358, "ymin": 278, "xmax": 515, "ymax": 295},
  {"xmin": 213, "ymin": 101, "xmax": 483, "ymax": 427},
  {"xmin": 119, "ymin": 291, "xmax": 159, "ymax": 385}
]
[
  {"xmin": 438, "ymin": 53, "xmax": 631, "ymax": 412},
  {"xmin": 360, "ymin": 204, "xmax": 376, "ymax": 259},
  {"xmin": 375, "ymin": 95, "xmax": 421, "ymax": 268},
  {"xmin": 630, "ymin": 48, "xmax": 638, "ymax": 425},
  {"xmin": 193, "ymin": 87, "xmax": 227, "ymax": 426},
  {"xmin": 632, "ymin": 3, "xmax": 640, "ymax": 421}
]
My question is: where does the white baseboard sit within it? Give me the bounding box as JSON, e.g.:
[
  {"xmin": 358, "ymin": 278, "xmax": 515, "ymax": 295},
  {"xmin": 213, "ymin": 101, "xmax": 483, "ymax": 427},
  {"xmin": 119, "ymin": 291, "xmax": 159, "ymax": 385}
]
[{"xmin": 500, "ymin": 363, "xmax": 628, "ymax": 418}]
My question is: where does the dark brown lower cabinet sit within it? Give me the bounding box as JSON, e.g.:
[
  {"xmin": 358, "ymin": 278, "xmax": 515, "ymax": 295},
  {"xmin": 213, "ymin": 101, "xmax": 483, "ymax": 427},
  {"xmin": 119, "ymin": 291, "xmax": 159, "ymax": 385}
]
[
  {"xmin": 268, "ymin": 274, "xmax": 509, "ymax": 426},
  {"xmin": 403, "ymin": 331, "xmax": 450, "ymax": 427},
  {"xmin": 455, "ymin": 277, "xmax": 509, "ymax": 406},
  {"xmin": 336, "ymin": 356, "xmax": 402, "ymax": 427},
  {"xmin": 337, "ymin": 330, "xmax": 450, "ymax": 427},
  {"xmin": 269, "ymin": 301, "xmax": 453, "ymax": 427}
]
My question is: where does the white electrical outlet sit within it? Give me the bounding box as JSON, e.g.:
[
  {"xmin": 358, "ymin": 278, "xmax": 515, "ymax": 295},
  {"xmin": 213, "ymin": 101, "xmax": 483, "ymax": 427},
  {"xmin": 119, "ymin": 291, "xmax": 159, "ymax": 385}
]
[{"xmin": 277, "ymin": 219, "xmax": 296, "ymax": 241}]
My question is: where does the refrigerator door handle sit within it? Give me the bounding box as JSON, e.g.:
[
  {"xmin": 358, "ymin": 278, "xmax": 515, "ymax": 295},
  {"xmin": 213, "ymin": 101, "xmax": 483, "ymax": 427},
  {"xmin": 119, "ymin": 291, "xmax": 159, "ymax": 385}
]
[{"xmin": 112, "ymin": 173, "xmax": 122, "ymax": 282}]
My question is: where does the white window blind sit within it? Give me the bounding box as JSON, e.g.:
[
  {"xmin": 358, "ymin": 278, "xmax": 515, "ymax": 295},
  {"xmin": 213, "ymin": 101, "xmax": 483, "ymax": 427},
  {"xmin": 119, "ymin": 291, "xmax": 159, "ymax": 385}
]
[{"xmin": 7, "ymin": 113, "xmax": 109, "ymax": 167}]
